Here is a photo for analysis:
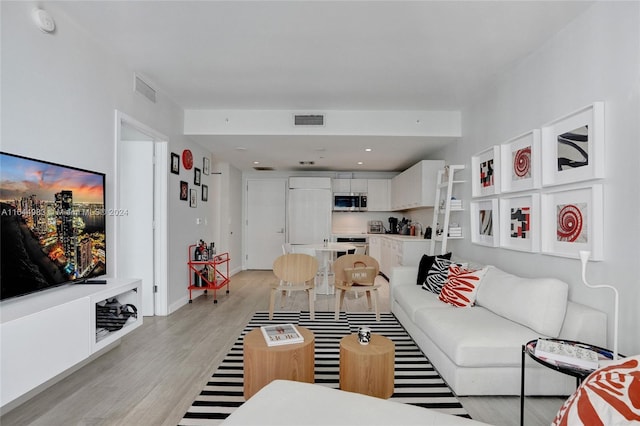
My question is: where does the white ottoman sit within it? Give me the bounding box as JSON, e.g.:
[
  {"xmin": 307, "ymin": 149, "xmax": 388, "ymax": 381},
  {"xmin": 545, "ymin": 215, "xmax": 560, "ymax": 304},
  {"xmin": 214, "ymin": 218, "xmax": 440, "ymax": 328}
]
[{"xmin": 221, "ymin": 379, "xmax": 491, "ymax": 425}]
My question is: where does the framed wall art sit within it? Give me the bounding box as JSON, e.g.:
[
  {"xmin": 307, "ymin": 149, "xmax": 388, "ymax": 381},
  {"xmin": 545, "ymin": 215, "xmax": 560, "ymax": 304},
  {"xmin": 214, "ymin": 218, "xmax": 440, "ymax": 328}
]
[
  {"xmin": 203, "ymin": 157, "xmax": 210, "ymax": 175},
  {"xmin": 189, "ymin": 189, "xmax": 197, "ymax": 208},
  {"xmin": 541, "ymin": 102, "xmax": 604, "ymax": 187},
  {"xmin": 194, "ymin": 167, "xmax": 201, "ymax": 186},
  {"xmin": 499, "ymin": 194, "xmax": 540, "ymax": 252},
  {"xmin": 170, "ymin": 152, "xmax": 180, "ymax": 174},
  {"xmin": 470, "ymin": 198, "xmax": 499, "ymax": 247},
  {"xmin": 540, "ymin": 184, "xmax": 603, "ymax": 260},
  {"xmin": 500, "ymin": 130, "xmax": 541, "ymax": 193},
  {"xmin": 471, "ymin": 146, "xmax": 501, "ymax": 197},
  {"xmin": 202, "ymin": 184, "xmax": 208, "ymax": 202},
  {"xmin": 179, "ymin": 181, "xmax": 188, "ymax": 201}
]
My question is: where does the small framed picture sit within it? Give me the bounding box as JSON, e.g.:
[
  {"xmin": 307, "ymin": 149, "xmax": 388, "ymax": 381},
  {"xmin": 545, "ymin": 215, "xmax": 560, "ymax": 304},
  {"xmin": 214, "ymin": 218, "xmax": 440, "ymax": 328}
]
[
  {"xmin": 500, "ymin": 130, "xmax": 541, "ymax": 193},
  {"xmin": 499, "ymin": 193, "xmax": 540, "ymax": 252},
  {"xmin": 189, "ymin": 189, "xmax": 197, "ymax": 208},
  {"xmin": 540, "ymin": 184, "xmax": 603, "ymax": 260},
  {"xmin": 203, "ymin": 157, "xmax": 210, "ymax": 175},
  {"xmin": 202, "ymin": 184, "xmax": 208, "ymax": 202},
  {"xmin": 471, "ymin": 146, "xmax": 501, "ymax": 197},
  {"xmin": 541, "ymin": 102, "xmax": 605, "ymax": 187},
  {"xmin": 470, "ymin": 198, "xmax": 499, "ymax": 247},
  {"xmin": 194, "ymin": 167, "xmax": 201, "ymax": 186},
  {"xmin": 171, "ymin": 153, "xmax": 180, "ymax": 174},
  {"xmin": 179, "ymin": 181, "xmax": 188, "ymax": 201}
]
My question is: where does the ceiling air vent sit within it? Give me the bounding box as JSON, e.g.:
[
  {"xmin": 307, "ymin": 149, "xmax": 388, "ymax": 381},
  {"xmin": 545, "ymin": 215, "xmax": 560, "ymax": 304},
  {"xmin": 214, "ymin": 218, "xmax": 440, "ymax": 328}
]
[
  {"xmin": 294, "ymin": 114, "xmax": 325, "ymax": 126},
  {"xmin": 134, "ymin": 73, "xmax": 157, "ymax": 103},
  {"xmin": 253, "ymin": 166, "xmax": 275, "ymax": 171}
]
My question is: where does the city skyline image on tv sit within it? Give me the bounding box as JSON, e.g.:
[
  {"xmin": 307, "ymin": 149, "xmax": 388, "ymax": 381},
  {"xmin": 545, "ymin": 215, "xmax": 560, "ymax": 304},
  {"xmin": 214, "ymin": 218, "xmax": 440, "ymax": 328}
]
[{"xmin": 0, "ymin": 152, "xmax": 106, "ymax": 301}]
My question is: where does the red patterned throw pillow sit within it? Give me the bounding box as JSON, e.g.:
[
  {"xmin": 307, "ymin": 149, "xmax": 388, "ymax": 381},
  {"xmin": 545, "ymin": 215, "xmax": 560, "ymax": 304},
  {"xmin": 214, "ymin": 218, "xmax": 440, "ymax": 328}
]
[
  {"xmin": 552, "ymin": 355, "xmax": 640, "ymax": 426},
  {"xmin": 438, "ymin": 265, "xmax": 487, "ymax": 307}
]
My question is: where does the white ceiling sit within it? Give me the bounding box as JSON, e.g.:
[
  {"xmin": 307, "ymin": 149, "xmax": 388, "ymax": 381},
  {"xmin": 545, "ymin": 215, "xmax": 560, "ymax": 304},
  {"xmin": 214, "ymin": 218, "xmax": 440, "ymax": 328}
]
[{"xmin": 49, "ymin": 1, "xmax": 593, "ymax": 172}]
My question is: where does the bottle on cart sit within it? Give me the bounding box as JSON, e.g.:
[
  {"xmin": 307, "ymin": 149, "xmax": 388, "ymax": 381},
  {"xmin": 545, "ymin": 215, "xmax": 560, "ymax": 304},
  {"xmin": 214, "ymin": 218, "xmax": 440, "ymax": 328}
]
[{"xmin": 194, "ymin": 241, "xmax": 202, "ymax": 261}]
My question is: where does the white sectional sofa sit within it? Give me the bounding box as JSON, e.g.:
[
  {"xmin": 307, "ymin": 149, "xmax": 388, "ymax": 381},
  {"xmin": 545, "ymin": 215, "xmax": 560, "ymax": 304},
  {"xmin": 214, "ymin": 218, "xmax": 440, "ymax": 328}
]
[{"xmin": 391, "ymin": 264, "xmax": 608, "ymax": 396}]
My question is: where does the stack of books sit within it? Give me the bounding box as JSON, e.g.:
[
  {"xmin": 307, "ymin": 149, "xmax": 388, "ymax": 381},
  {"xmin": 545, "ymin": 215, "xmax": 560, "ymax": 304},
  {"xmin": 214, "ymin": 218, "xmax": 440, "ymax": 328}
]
[
  {"xmin": 449, "ymin": 198, "xmax": 463, "ymax": 210},
  {"xmin": 534, "ymin": 338, "xmax": 599, "ymax": 370},
  {"xmin": 448, "ymin": 227, "xmax": 463, "ymax": 237},
  {"xmin": 260, "ymin": 324, "xmax": 304, "ymax": 347}
]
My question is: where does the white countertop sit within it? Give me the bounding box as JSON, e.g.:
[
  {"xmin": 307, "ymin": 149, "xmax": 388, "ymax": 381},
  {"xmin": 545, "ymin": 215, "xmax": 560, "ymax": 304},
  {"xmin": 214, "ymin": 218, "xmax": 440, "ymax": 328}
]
[{"xmin": 332, "ymin": 232, "xmax": 430, "ymax": 242}]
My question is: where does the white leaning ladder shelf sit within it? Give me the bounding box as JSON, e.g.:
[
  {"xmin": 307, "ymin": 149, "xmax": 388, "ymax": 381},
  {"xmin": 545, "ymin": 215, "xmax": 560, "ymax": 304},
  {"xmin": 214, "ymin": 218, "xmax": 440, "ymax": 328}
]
[{"xmin": 429, "ymin": 165, "xmax": 466, "ymax": 255}]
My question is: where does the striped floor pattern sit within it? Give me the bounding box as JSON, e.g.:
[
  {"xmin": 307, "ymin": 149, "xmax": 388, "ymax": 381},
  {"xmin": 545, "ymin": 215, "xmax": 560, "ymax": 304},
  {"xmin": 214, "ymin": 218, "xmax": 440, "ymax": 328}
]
[{"xmin": 179, "ymin": 311, "xmax": 470, "ymax": 425}]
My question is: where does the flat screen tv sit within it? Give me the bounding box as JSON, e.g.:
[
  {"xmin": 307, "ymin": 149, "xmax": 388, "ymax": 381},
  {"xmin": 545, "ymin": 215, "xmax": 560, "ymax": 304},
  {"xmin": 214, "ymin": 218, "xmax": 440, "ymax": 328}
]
[{"xmin": 0, "ymin": 152, "xmax": 107, "ymax": 301}]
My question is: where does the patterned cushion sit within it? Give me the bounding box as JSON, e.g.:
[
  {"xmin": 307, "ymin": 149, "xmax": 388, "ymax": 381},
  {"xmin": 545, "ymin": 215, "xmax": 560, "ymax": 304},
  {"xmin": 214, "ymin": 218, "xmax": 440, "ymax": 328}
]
[
  {"xmin": 416, "ymin": 252, "xmax": 451, "ymax": 285},
  {"xmin": 552, "ymin": 355, "xmax": 640, "ymax": 425},
  {"xmin": 438, "ymin": 265, "xmax": 488, "ymax": 307},
  {"xmin": 423, "ymin": 257, "xmax": 459, "ymax": 294}
]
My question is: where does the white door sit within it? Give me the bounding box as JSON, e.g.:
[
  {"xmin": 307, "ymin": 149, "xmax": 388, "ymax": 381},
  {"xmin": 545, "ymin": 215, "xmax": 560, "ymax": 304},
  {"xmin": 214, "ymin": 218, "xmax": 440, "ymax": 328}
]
[
  {"xmin": 247, "ymin": 179, "xmax": 286, "ymax": 269},
  {"xmin": 117, "ymin": 140, "xmax": 155, "ymax": 316}
]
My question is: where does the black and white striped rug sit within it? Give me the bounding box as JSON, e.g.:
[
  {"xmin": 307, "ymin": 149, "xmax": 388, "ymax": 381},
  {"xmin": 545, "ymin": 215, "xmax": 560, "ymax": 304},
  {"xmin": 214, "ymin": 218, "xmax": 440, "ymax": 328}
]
[{"xmin": 178, "ymin": 311, "xmax": 470, "ymax": 425}]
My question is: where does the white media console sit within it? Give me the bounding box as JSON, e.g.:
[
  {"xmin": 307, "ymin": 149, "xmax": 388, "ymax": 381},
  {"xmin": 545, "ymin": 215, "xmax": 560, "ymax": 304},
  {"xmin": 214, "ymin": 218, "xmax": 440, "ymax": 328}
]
[{"xmin": 0, "ymin": 279, "xmax": 142, "ymax": 411}]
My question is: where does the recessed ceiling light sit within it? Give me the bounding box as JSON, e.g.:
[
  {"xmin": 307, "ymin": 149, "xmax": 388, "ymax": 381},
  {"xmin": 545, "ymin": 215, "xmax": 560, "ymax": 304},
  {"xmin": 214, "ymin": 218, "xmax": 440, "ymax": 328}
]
[
  {"xmin": 253, "ymin": 161, "xmax": 260, "ymax": 165},
  {"xmin": 235, "ymin": 147, "xmax": 247, "ymax": 151},
  {"xmin": 365, "ymin": 148, "xmax": 372, "ymax": 152},
  {"xmin": 357, "ymin": 161, "xmax": 364, "ymax": 165}
]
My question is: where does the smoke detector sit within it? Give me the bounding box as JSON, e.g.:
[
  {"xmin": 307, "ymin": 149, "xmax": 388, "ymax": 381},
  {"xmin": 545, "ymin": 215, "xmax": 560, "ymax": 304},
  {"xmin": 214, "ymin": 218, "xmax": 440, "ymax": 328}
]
[{"xmin": 33, "ymin": 8, "xmax": 56, "ymax": 33}]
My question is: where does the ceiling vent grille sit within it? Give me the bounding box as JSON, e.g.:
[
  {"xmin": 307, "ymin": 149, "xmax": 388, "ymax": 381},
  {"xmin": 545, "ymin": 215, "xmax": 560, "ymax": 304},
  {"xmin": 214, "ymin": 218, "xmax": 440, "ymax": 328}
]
[
  {"xmin": 134, "ymin": 73, "xmax": 157, "ymax": 103},
  {"xmin": 294, "ymin": 114, "xmax": 325, "ymax": 126},
  {"xmin": 253, "ymin": 166, "xmax": 275, "ymax": 171}
]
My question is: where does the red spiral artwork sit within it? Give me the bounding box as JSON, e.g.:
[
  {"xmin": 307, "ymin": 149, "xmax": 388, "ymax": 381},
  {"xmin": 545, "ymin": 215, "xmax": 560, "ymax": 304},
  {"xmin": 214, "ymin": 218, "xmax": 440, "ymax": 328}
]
[
  {"xmin": 556, "ymin": 203, "xmax": 585, "ymax": 242},
  {"xmin": 512, "ymin": 146, "xmax": 531, "ymax": 179}
]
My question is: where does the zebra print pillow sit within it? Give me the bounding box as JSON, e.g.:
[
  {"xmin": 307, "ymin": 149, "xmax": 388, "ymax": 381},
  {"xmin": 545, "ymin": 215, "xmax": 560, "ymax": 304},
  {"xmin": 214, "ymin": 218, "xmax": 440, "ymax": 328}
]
[{"xmin": 422, "ymin": 256, "xmax": 461, "ymax": 294}]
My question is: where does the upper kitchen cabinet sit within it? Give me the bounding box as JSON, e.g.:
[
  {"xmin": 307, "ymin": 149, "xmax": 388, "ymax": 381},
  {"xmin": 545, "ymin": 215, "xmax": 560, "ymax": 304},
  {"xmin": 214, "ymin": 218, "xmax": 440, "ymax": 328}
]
[
  {"xmin": 367, "ymin": 179, "xmax": 391, "ymax": 211},
  {"xmin": 332, "ymin": 178, "xmax": 367, "ymax": 193},
  {"xmin": 391, "ymin": 160, "xmax": 445, "ymax": 211}
]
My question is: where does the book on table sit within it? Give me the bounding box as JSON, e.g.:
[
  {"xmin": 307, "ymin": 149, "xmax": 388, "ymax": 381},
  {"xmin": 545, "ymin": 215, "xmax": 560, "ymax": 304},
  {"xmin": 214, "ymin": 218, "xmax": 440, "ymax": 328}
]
[
  {"xmin": 260, "ymin": 324, "xmax": 304, "ymax": 346},
  {"xmin": 534, "ymin": 338, "xmax": 599, "ymax": 370}
]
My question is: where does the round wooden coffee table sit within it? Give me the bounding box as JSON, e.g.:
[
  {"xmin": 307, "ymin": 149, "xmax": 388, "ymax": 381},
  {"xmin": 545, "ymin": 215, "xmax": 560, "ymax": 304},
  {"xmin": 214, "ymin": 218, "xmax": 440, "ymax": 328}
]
[
  {"xmin": 243, "ymin": 326, "xmax": 315, "ymax": 399},
  {"xmin": 339, "ymin": 333, "xmax": 395, "ymax": 399}
]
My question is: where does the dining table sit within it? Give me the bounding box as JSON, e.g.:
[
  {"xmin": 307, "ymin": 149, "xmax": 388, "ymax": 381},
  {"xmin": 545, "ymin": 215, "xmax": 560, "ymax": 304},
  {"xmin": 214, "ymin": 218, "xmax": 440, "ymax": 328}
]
[{"xmin": 293, "ymin": 243, "xmax": 357, "ymax": 295}]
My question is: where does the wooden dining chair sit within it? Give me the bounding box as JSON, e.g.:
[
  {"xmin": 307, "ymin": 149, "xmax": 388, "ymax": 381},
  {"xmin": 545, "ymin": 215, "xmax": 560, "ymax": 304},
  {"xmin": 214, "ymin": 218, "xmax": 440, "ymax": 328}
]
[
  {"xmin": 332, "ymin": 254, "xmax": 381, "ymax": 321},
  {"xmin": 270, "ymin": 253, "xmax": 318, "ymax": 320}
]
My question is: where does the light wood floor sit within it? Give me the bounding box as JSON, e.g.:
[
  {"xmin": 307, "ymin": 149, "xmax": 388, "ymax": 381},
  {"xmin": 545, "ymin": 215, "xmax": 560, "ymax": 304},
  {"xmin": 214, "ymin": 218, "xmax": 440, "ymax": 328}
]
[{"xmin": 1, "ymin": 270, "xmax": 565, "ymax": 426}]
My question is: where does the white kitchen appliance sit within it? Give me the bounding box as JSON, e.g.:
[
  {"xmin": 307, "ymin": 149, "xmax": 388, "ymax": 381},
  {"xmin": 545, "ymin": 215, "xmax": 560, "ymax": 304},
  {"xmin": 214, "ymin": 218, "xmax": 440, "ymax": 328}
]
[{"xmin": 288, "ymin": 177, "xmax": 332, "ymax": 245}]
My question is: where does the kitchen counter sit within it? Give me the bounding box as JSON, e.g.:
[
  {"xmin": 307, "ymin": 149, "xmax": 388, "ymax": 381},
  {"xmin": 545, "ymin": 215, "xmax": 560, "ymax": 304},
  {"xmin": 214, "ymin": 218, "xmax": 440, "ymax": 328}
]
[{"xmin": 332, "ymin": 233, "xmax": 430, "ymax": 242}]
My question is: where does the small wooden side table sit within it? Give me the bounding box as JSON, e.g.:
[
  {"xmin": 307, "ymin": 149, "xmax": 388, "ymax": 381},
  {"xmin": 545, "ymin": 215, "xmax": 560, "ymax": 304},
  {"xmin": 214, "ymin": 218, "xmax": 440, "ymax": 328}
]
[
  {"xmin": 243, "ymin": 326, "xmax": 315, "ymax": 399},
  {"xmin": 339, "ymin": 333, "xmax": 395, "ymax": 399}
]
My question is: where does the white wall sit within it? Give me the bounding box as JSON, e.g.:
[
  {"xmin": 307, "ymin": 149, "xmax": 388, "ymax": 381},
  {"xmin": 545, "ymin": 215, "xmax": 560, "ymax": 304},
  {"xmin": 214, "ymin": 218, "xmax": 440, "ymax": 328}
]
[
  {"xmin": 1, "ymin": 2, "xmax": 218, "ymax": 314},
  {"xmin": 434, "ymin": 2, "xmax": 640, "ymax": 355}
]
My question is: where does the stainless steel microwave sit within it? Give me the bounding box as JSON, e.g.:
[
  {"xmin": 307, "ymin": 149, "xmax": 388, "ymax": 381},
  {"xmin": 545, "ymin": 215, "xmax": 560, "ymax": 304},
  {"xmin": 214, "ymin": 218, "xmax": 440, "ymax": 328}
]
[{"xmin": 333, "ymin": 193, "xmax": 367, "ymax": 212}]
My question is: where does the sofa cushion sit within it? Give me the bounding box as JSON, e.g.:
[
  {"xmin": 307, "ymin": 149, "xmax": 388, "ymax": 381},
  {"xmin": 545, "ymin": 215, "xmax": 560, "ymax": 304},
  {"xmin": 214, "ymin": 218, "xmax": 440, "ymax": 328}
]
[
  {"xmin": 414, "ymin": 306, "xmax": 541, "ymax": 367},
  {"xmin": 552, "ymin": 355, "xmax": 640, "ymax": 426},
  {"xmin": 394, "ymin": 283, "xmax": 453, "ymax": 321},
  {"xmin": 423, "ymin": 257, "xmax": 462, "ymax": 294},
  {"xmin": 438, "ymin": 265, "xmax": 488, "ymax": 307},
  {"xmin": 416, "ymin": 252, "xmax": 451, "ymax": 285},
  {"xmin": 475, "ymin": 266, "xmax": 568, "ymax": 337}
]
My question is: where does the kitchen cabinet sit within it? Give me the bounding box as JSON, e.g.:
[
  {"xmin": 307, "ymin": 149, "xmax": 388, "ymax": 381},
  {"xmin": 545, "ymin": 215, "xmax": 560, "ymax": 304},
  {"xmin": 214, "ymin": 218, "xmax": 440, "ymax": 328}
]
[
  {"xmin": 366, "ymin": 179, "xmax": 391, "ymax": 211},
  {"xmin": 370, "ymin": 235, "xmax": 430, "ymax": 278},
  {"xmin": 390, "ymin": 160, "xmax": 445, "ymax": 211},
  {"xmin": 332, "ymin": 178, "xmax": 367, "ymax": 193}
]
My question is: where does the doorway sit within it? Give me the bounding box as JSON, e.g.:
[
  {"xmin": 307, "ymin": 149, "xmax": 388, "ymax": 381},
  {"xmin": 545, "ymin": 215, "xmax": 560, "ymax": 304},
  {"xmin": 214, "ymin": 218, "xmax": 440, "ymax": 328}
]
[
  {"xmin": 246, "ymin": 179, "xmax": 287, "ymax": 269},
  {"xmin": 115, "ymin": 111, "xmax": 168, "ymax": 316}
]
